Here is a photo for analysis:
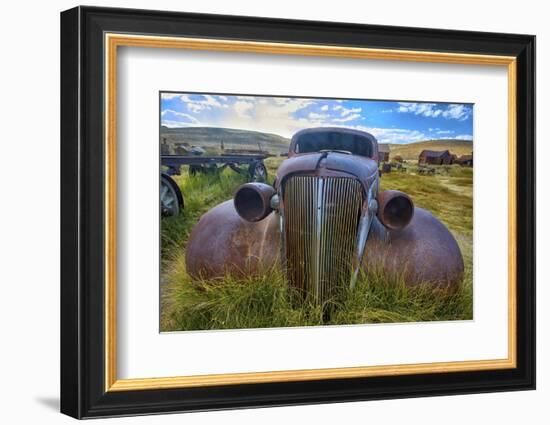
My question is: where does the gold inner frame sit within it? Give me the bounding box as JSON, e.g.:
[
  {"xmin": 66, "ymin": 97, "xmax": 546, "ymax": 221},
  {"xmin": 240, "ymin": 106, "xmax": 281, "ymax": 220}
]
[{"xmin": 104, "ymin": 33, "xmax": 518, "ymax": 392}]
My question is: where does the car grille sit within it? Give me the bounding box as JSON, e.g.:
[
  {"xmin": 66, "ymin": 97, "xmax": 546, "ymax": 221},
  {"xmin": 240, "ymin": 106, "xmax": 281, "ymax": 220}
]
[{"xmin": 283, "ymin": 176, "xmax": 363, "ymax": 304}]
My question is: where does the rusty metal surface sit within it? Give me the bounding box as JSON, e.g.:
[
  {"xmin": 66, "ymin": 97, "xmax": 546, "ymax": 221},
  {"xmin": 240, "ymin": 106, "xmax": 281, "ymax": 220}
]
[
  {"xmin": 275, "ymin": 152, "xmax": 378, "ymax": 194},
  {"xmin": 272, "ymin": 148, "xmax": 379, "ymax": 304},
  {"xmin": 364, "ymin": 207, "xmax": 464, "ymax": 288},
  {"xmin": 274, "ymin": 152, "xmax": 325, "ymax": 183},
  {"xmin": 186, "ymin": 203, "xmax": 463, "ymax": 289},
  {"xmin": 186, "ymin": 201, "xmax": 280, "ymax": 279},
  {"xmin": 323, "ymin": 153, "xmax": 379, "ymax": 187},
  {"xmin": 288, "ymin": 127, "xmax": 379, "ymax": 160},
  {"xmin": 233, "ymin": 182, "xmax": 275, "ymax": 222},
  {"xmin": 283, "ymin": 175, "xmax": 363, "ymax": 302},
  {"xmin": 377, "ymin": 190, "xmax": 414, "ymax": 230}
]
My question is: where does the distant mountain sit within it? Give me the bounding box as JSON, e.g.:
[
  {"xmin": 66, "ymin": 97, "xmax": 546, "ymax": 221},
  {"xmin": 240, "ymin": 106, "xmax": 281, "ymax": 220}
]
[
  {"xmin": 160, "ymin": 126, "xmax": 290, "ymax": 155},
  {"xmin": 388, "ymin": 139, "xmax": 473, "ymax": 160}
]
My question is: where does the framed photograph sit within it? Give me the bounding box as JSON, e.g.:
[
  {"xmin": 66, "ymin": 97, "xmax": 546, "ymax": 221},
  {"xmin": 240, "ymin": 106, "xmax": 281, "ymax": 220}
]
[{"xmin": 60, "ymin": 6, "xmax": 535, "ymax": 419}]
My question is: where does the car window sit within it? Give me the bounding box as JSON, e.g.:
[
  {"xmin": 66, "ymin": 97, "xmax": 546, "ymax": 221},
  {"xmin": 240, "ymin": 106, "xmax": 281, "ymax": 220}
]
[{"xmin": 294, "ymin": 132, "xmax": 373, "ymax": 157}]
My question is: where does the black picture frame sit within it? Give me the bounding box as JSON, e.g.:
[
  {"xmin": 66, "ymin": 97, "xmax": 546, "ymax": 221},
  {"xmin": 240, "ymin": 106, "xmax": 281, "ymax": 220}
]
[{"xmin": 61, "ymin": 5, "xmax": 535, "ymax": 419}]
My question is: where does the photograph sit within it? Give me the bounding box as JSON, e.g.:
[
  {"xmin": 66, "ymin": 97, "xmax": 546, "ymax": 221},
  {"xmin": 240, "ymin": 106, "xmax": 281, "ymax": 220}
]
[
  {"xmin": 57, "ymin": 5, "xmax": 536, "ymax": 419},
  {"xmin": 159, "ymin": 92, "xmax": 474, "ymax": 331}
]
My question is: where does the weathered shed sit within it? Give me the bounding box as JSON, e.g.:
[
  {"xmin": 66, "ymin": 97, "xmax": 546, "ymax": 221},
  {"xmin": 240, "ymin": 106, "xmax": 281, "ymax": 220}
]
[
  {"xmin": 457, "ymin": 154, "xmax": 473, "ymax": 167},
  {"xmin": 378, "ymin": 143, "xmax": 390, "ymax": 162},
  {"xmin": 418, "ymin": 149, "xmax": 453, "ymax": 165}
]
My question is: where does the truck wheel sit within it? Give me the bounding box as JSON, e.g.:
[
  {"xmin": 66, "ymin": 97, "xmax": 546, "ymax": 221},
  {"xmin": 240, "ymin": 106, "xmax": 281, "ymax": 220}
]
[
  {"xmin": 249, "ymin": 161, "xmax": 267, "ymax": 182},
  {"xmin": 160, "ymin": 174, "xmax": 184, "ymax": 217}
]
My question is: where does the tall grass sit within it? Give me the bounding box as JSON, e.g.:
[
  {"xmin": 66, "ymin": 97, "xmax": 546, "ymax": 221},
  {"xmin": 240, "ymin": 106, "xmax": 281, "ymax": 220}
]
[
  {"xmin": 161, "ymin": 162, "xmax": 473, "ymax": 331},
  {"xmin": 161, "ymin": 259, "xmax": 473, "ymax": 332}
]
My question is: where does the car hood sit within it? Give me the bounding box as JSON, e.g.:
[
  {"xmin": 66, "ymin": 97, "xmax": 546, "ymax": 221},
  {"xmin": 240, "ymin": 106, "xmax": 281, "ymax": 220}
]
[{"xmin": 275, "ymin": 152, "xmax": 379, "ymax": 191}]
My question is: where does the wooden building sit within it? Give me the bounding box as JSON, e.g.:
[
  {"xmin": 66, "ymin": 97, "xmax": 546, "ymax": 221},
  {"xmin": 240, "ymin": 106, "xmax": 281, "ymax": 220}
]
[
  {"xmin": 378, "ymin": 144, "xmax": 390, "ymax": 162},
  {"xmin": 457, "ymin": 153, "xmax": 473, "ymax": 167},
  {"xmin": 418, "ymin": 149, "xmax": 453, "ymax": 165}
]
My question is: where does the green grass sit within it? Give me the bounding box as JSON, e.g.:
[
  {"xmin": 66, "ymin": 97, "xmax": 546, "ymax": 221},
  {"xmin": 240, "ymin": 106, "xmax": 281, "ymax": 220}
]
[
  {"xmin": 162, "ymin": 268, "xmax": 473, "ymax": 331},
  {"xmin": 161, "ymin": 162, "xmax": 473, "ymax": 332},
  {"xmin": 380, "ymin": 166, "xmax": 473, "ymax": 236}
]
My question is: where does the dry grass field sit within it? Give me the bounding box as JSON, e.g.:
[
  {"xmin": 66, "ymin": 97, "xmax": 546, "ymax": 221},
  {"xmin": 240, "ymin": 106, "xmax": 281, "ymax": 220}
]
[{"xmin": 388, "ymin": 140, "xmax": 473, "ymax": 160}]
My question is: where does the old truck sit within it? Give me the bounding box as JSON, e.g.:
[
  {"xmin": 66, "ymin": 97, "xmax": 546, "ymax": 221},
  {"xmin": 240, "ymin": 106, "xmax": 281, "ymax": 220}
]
[{"xmin": 185, "ymin": 127, "xmax": 464, "ymax": 305}]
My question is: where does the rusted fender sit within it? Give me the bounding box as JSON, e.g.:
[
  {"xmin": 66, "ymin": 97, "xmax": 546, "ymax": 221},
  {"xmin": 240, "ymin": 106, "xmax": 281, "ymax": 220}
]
[
  {"xmin": 186, "ymin": 202, "xmax": 463, "ymax": 289},
  {"xmin": 186, "ymin": 200, "xmax": 280, "ymax": 279},
  {"xmin": 364, "ymin": 208, "xmax": 464, "ymax": 288}
]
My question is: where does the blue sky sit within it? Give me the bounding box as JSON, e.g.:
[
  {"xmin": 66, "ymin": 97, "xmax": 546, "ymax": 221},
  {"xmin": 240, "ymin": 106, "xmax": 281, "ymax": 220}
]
[{"xmin": 160, "ymin": 93, "xmax": 473, "ymax": 144}]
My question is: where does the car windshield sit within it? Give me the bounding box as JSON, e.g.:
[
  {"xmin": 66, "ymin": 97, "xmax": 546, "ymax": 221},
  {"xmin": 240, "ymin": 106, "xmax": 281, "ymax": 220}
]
[{"xmin": 294, "ymin": 131, "xmax": 373, "ymax": 157}]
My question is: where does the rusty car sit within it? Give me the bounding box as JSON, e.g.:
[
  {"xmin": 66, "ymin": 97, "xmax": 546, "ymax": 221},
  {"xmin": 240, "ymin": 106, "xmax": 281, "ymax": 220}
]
[{"xmin": 185, "ymin": 127, "xmax": 464, "ymax": 305}]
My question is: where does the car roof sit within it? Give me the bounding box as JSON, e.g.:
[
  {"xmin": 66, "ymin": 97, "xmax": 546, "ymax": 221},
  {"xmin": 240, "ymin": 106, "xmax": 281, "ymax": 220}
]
[
  {"xmin": 289, "ymin": 127, "xmax": 378, "ymax": 159},
  {"xmin": 291, "ymin": 127, "xmax": 377, "ymax": 142}
]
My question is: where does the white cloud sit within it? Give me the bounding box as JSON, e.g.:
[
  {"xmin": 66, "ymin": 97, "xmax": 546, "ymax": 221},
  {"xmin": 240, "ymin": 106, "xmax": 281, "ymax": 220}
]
[
  {"xmin": 398, "ymin": 102, "xmax": 441, "ymax": 117},
  {"xmin": 162, "ymin": 120, "xmax": 196, "ymax": 128},
  {"xmin": 320, "ymin": 105, "xmax": 329, "ymax": 111},
  {"xmin": 454, "ymin": 134, "xmax": 474, "ymax": 140},
  {"xmin": 273, "ymin": 98, "xmax": 314, "ymax": 113},
  {"xmin": 233, "ymin": 100, "xmax": 254, "ymax": 118},
  {"xmin": 397, "ymin": 102, "xmax": 471, "ymax": 121},
  {"xmin": 214, "ymin": 97, "xmax": 318, "ymax": 137},
  {"xmin": 308, "ymin": 112, "xmax": 330, "ymax": 120},
  {"xmin": 186, "ymin": 103, "xmax": 203, "ymax": 113},
  {"xmin": 332, "ymin": 105, "xmax": 361, "ymax": 116},
  {"xmin": 161, "ymin": 109, "xmax": 199, "ymax": 124},
  {"xmin": 212, "ymin": 97, "xmax": 314, "ymax": 137},
  {"xmin": 436, "ymin": 130, "xmax": 454, "ymax": 134},
  {"xmin": 341, "ymin": 107, "xmax": 362, "ymax": 116},
  {"xmin": 435, "ymin": 134, "xmax": 473, "ymax": 141},
  {"xmin": 161, "ymin": 93, "xmax": 180, "ymax": 100},
  {"xmin": 333, "ymin": 113, "xmax": 361, "ymax": 123},
  {"xmin": 178, "ymin": 94, "xmax": 228, "ymax": 113},
  {"xmin": 355, "ymin": 126, "xmax": 427, "ymax": 145},
  {"xmin": 441, "ymin": 104, "xmax": 472, "ymax": 121}
]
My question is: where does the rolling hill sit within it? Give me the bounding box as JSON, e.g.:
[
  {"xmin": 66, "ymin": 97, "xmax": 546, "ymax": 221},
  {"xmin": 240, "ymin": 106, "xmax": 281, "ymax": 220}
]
[
  {"xmin": 388, "ymin": 139, "xmax": 473, "ymax": 160},
  {"xmin": 160, "ymin": 126, "xmax": 290, "ymax": 155},
  {"xmin": 160, "ymin": 127, "xmax": 472, "ymax": 160}
]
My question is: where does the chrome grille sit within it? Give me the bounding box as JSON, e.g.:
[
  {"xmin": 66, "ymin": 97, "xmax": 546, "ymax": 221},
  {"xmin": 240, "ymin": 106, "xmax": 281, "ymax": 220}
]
[{"xmin": 283, "ymin": 176, "xmax": 363, "ymax": 304}]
